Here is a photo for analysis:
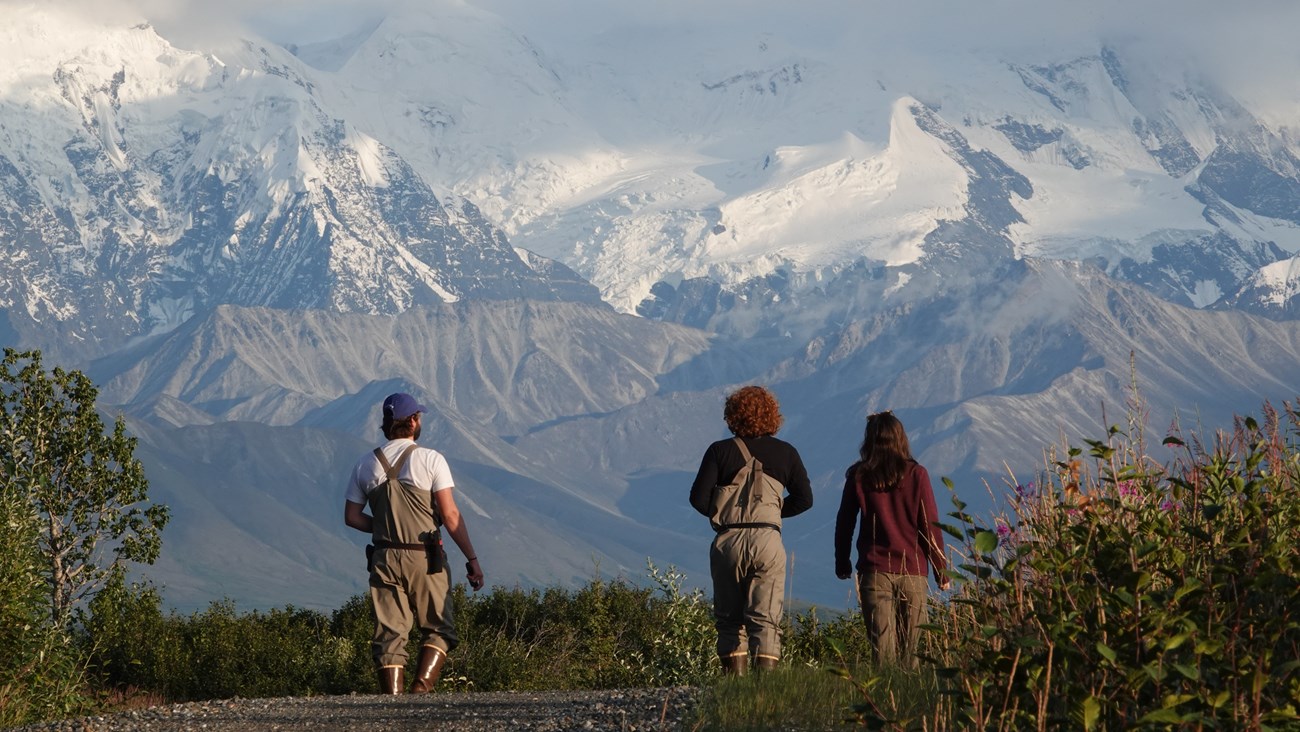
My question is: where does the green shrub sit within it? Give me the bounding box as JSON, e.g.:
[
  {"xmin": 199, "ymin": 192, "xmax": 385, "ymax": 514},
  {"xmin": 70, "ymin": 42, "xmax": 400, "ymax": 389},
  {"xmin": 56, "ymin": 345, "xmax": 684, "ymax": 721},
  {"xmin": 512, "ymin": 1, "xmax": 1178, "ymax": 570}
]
[
  {"xmin": 444, "ymin": 582, "xmax": 562, "ymax": 690},
  {"xmin": 784, "ymin": 605, "xmax": 874, "ymax": 670},
  {"xmin": 445, "ymin": 561, "xmax": 715, "ymax": 690},
  {"xmin": 78, "ymin": 571, "xmax": 173, "ymax": 698},
  {"xmin": 919, "ymin": 403, "xmax": 1300, "ymax": 729},
  {"xmin": 324, "ymin": 593, "xmax": 377, "ymax": 692},
  {"xmin": 81, "ymin": 585, "xmax": 365, "ymax": 701},
  {"xmin": 0, "ymin": 486, "xmax": 87, "ymax": 726},
  {"xmin": 628, "ymin": 562, "xmax": 716, "ymax": 687},
  {"xmin": 1, "ymin": 348, "xmax": 165, "ymax": 725},
  {"xmin": 76, "ymin": 561, "xmax": 718, "ymax": 701}
]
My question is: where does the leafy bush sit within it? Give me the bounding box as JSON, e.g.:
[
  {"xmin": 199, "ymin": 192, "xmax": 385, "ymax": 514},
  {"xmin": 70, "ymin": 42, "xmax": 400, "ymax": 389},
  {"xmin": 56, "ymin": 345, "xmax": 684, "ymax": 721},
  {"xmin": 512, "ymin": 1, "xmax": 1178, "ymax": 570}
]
[
  {"xmin": 0, "ymin": 349, "xmax": 168, "ymax": 625},
  {"xmin": 81, "ymin": 586, "xmax": 376, "ymax": 702},
  {"xmin": 77, "ymin": 561, "xmax": 718, "ymax": 702},
  {"xmin": 446, "ymin": 561, "xmax": 715, "ymax": 690},
  {"xmin": 784, "ymin": 604, "xmax": 874, "ymax": 670},
  {"xmin": 324, "ymin": 593, "xmax": 378, "ymax": 692},
  {"xmin": 615, "ymin": 562, "xmax": 715, "ymax": 687},
  {"xmin": 905, "ymin": 403, "xmax": 1300, "ymax": 730},
  {"xmin": 76, "ymin": 571, "xmax": 173, "ymax": 699},
  {"xmin": 0, "ymin": 485, "xmax": 87, "ymax": 726}
]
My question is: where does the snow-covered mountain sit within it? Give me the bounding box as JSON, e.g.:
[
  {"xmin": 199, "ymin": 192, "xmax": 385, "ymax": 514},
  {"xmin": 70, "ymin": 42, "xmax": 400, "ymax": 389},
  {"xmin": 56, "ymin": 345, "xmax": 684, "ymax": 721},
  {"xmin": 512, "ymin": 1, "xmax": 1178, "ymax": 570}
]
[
  {"xmin": 0, "ymin": 4, "xmax": 600, "ymax": 362},
  {"xmin": 6, "ymin": 1, "xmax": 1300, "ymax": 359},
  {"xmin": 278, "ymin": 1, "xmax": 1300, "ymax": 322},
  {"xmin": 4, "ymin": 0, "xmax": 1300, "ymax": 610}
]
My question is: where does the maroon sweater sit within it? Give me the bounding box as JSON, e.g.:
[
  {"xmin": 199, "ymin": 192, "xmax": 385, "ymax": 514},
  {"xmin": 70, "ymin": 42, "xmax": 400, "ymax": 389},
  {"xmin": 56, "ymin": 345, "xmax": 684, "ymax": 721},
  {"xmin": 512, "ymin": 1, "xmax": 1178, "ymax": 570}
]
[{"xmin": 834, "ymin": 461, "xmax": 947, "ymax": 578}]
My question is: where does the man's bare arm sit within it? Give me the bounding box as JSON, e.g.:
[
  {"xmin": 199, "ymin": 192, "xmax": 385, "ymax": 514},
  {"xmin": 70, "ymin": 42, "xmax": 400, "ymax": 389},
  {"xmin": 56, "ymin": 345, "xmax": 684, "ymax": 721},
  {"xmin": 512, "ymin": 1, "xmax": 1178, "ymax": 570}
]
[
  {"xmin": 344, "ymin": 500, "xmax": 372, "ymax": 533},
  {"xmin": 434, "ymin": 489, "xmax": 484, "ymax": 591}
]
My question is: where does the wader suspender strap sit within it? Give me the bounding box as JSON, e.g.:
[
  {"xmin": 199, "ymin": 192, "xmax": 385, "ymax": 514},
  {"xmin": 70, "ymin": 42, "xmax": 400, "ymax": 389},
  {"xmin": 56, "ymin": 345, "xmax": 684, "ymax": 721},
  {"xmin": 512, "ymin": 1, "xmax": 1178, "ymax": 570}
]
[
  {"xmin": 716, "ymin": 438, "xmax": 781, "ymax": 533},
  {"xmin": 373, "ymin": 443, "xmax": 419, "ymax": 478},
  {"xmin": 372, "ymin": 444, "xmax": 423, "ymax": 551}
]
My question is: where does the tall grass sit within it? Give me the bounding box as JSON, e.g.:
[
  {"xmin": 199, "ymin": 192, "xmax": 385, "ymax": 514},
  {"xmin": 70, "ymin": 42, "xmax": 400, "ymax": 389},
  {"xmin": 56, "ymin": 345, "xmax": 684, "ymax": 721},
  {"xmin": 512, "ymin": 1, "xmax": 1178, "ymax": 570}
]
[{"xmin": 691, "ymin": 666, "xmax": 862, "ymax": 731}]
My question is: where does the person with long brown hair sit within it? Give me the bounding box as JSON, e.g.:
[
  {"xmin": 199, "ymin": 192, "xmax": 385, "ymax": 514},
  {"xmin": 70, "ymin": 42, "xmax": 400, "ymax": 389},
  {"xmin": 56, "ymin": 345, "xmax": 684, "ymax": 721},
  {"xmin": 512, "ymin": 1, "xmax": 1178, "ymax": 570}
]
[
  {"xmin": 834, "ymin": 410, "xmax": 948, "ymax": 668},
  {"xmin": 690, "ymin": 385, "xmax": 813, "ymax": 675}
]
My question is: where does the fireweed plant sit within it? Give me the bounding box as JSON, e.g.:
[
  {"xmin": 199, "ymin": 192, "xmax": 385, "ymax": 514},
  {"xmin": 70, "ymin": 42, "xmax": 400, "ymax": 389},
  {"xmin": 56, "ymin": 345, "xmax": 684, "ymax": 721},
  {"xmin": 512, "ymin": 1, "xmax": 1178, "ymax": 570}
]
[{"xmin": 873, "ymin": 403, "xmax": 1300, "ymax": 731}]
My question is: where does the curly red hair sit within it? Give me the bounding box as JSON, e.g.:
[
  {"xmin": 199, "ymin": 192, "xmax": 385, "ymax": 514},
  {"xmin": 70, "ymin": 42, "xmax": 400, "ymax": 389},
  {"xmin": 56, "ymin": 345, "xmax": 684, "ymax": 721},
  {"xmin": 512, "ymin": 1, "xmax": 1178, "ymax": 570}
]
[{"xmin": 723, "ymin": 386, "xmax": 783, "ymax": 438}]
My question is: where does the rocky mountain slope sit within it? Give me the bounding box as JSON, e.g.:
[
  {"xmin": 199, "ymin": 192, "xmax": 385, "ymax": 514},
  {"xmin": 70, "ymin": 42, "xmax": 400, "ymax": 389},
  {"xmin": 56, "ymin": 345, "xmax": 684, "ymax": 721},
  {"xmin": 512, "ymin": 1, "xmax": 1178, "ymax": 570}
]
[{"xmin": 88, "ymin": 261, "xmax": 1300, "ymax": 610}]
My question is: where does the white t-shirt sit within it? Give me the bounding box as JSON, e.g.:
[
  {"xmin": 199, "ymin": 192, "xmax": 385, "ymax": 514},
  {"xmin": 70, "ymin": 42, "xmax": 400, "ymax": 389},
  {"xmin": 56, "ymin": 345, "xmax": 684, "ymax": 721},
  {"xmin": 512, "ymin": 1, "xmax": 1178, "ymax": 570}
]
[{"xmin": 344, "ymin": 438, "xmax": 455, "ymax": 505}]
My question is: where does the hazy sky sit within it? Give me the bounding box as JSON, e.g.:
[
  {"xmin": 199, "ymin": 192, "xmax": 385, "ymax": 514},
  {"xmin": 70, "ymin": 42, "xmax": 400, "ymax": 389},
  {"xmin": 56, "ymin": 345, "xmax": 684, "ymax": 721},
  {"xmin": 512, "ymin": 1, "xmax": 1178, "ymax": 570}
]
[
  {"xmin": 5, "ymin": 0, "xmax": 1297, "ymax": 118},
  {"xmin": 12, "ymin": 0, "xmax": 1298, "ymax": 50}
]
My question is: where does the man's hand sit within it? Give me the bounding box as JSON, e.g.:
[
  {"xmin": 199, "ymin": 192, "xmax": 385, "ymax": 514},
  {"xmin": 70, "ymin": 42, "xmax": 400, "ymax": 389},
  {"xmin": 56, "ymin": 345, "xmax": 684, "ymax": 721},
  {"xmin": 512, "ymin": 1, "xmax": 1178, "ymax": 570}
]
[{"xmin": 465, "ymin": 558, "xmax": 484, "ymax": 591}]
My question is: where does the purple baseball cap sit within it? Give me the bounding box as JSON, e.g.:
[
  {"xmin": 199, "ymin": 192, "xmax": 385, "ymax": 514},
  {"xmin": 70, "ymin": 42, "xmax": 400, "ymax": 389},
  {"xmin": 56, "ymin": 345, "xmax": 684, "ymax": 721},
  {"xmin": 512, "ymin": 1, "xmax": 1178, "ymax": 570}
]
[{"xmin": 382, "ymin": 393, "xmax": 427, "ymax": 420}]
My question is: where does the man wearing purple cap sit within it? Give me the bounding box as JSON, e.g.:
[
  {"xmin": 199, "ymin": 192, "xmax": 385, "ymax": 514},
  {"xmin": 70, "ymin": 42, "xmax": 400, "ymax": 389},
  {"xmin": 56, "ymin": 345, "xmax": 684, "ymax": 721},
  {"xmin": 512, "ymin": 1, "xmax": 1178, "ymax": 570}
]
[{"xmin": 344, "ymin": 392, "xmax": 486, "ymax": 695}]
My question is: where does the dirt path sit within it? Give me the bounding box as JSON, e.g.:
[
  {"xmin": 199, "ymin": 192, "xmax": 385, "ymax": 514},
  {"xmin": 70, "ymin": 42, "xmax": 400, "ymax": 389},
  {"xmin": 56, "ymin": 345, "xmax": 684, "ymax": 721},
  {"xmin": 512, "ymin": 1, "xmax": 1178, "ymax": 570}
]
[{"xmin": 13, "ymin": 687, "xmax": 698, "ymax": 732}]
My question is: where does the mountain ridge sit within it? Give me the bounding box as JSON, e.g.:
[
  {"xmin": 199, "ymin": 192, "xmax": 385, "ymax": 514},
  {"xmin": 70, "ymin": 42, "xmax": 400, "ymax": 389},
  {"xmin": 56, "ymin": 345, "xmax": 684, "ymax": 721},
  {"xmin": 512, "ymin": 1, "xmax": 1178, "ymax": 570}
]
[
  {"xmin": 6, "ymin": 2, "xmax": 1300, "ymax": 611},
  {"xmin": 96, "ymin": 258, "xmax": 1300, "ymax": 611}
]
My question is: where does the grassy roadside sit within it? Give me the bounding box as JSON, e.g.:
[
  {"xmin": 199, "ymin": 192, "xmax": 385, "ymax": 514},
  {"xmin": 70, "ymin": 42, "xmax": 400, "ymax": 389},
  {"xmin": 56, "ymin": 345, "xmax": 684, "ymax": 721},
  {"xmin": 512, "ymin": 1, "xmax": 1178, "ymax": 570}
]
[{"xmin": 688, "ymin": 663, "xmax": 938, "ymax": 731}]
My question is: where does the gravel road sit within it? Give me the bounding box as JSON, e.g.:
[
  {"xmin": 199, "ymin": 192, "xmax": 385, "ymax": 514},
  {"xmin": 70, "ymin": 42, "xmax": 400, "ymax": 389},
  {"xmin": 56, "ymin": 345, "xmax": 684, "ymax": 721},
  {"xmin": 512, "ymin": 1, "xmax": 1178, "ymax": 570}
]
[{"xmin": 11, "ymin": 688, "xmax": 699, "ymax": 732}]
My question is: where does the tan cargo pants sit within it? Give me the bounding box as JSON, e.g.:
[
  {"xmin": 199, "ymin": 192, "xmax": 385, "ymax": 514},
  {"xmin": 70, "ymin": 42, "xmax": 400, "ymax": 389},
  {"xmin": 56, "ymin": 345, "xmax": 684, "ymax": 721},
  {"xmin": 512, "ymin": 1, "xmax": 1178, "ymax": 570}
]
[
  {"xmin": 370, "ymin": 546, "xmax": 458, "ymax": 666},
  {"xmin": 858, "ymin": 571, "xmax": 928, "ymax": 668},
  {"xmin": 710, "ymin": 527, "xmax": 786, "ymax": 662}
]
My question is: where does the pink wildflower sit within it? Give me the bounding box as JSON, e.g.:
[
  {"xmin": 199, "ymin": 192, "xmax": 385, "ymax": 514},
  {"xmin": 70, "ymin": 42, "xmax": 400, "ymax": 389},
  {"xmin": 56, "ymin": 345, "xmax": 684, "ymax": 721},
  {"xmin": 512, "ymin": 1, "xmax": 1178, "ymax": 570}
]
[{"xmin": 1014, "ymin": 482, "xmax": 1038, "ymax": 498}]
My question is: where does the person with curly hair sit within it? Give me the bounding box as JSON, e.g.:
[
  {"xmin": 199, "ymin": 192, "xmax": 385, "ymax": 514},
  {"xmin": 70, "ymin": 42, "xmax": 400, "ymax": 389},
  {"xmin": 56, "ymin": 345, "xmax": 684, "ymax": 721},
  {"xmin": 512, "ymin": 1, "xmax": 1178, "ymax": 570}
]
[
  {"xmin": 834, "ymin": 411, "xmax": 948, "ymax": 669},
  {"xmin": 689, "ymin": 385, "xmax": 813, "ymax": 675}
]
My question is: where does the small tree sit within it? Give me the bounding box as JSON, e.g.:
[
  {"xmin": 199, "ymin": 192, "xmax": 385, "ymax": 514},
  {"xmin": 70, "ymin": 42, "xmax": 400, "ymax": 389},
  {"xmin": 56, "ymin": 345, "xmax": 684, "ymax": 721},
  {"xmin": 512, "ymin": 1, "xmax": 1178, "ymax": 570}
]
[{"xmin": 0, "ymin": 348, "xmax": 169, "ymax": 625}]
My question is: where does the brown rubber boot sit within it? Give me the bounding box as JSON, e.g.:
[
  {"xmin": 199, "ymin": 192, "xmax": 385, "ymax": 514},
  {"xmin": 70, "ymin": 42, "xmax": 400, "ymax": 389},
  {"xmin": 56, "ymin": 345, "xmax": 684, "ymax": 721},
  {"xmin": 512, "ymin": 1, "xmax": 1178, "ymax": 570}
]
[
  {"xmin": 754, "ymin": 654, "xmax": 779, "ymax": 672},
  {"xmin": 377, "ymin": 665, "xmax": 404, "ymax": 695},
  {"xmin": 409, "ymin": 645, "xmax": 447, "ymax": 693},
  {"xmin": 720, "ymin": 652, "xmax": 748, "ymax": 676}
]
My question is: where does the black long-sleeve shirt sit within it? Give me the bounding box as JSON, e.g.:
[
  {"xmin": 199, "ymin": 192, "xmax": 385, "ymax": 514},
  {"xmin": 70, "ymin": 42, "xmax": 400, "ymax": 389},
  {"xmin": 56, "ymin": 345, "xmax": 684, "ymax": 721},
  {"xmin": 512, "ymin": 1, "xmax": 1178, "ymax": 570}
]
[{"xmin": 689, "ymin": 435, "xmax": 814, "ymax": 520}]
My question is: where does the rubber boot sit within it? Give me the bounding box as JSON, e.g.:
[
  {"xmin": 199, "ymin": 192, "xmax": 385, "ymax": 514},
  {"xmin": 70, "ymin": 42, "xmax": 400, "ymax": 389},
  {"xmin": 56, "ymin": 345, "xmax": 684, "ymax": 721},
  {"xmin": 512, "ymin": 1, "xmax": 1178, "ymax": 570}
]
[
  {"xmin": 720, "ymin": 652, "xmax": 748, "ymax": 676},
  {"xmin": 755, "ymin": 654, "xmax": 779, "ymax": 672},
  {"xmin": 409, "ymin": 645, "xmax": 447, "ymax": 693},
  {"xmin": 377, "ymin": 665, "xmax": 404, "ymax": 695}
]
